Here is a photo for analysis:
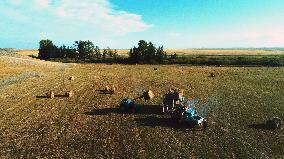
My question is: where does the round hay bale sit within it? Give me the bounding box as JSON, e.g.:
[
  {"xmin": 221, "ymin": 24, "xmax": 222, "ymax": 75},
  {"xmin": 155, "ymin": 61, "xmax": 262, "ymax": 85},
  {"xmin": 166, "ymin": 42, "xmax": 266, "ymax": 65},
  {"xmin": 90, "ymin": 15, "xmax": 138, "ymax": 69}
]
[
  {"xmin": 266, "ymin": 117, "xmax": 282, "ymax": 129},
  {"xmin": 143, "ymin": 90, "xmax": 155, "ymax": 100},
  {"xmin": 110, "ymin": 86, "xmax": 116, "ymax": 94},
  {"xmin": 104, "ymin": 85, "xmax": 115, "ymax": 94},
  {"xmin": 104, "ymin": 85, "xmax": 110, "ymax": 92},
  {"xmin": 65, "ymin": 90, "xmax": 74, "ymax": 98},
  {"xmin": 69, "ymin": 76, "xmax": 75, "ymax": 80},
  {"xmin": 46, "ymin": 91, "xmax": 54, "ymax": 99}
]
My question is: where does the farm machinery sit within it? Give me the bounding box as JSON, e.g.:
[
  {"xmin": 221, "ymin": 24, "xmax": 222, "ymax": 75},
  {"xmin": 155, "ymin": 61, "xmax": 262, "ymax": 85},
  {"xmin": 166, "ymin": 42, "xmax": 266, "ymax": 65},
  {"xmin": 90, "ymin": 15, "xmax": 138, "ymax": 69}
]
[
  {"xmin": 162, "ymin": 88, "xmax": 207, "ymax": 130},
  {"xmin": 119, "ymin": 88, "xmax": 207, "ymax": 130}
]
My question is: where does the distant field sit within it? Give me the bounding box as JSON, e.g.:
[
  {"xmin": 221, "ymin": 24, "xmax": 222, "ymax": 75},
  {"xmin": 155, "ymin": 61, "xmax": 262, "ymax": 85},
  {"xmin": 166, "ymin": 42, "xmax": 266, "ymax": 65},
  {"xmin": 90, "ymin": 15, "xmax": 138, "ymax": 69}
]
[
  {"xmin": 165, "ymin": 49, "xmax": 284, "ymax": 55},
  {"xmin": 16, "ymin": 49, "xmax": 39, "ymax": 56},
  {"xmin": 16, "ymin": 49, "xmax": 284, "ymax": 57}
]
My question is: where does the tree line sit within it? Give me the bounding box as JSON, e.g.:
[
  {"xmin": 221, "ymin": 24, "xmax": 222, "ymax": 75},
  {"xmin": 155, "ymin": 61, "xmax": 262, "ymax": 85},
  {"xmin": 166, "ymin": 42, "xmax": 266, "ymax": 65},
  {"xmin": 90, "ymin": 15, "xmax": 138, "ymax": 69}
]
[
  {"xmin": 38, "ymin": 39, "xmax": 167, "ymax": 64},
  {"xmin": 38, "ymin": 40, "xmax": 118, "ymax": 61}
]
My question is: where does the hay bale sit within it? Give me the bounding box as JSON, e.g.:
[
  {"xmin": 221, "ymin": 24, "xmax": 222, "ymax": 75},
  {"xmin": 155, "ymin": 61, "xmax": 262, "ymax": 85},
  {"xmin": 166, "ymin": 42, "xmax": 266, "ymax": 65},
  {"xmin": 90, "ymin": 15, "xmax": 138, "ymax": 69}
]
[
  {"xmin": 104, "ymin": 85, "xmax": 115, "ymax": 94},
  {"xmin": 141, "ymin": 90, "xmax": 155, "ymax": 100},
  {"xmin": 109, "ymin": 86, "xmax": 116, "ymax": 94},
  {"xmin": 46, "ymin": 91, "xmax": 54, "ymax": 99},
  {"xmin": 104, "ymin": 85, "xmax": 110, "ymax": 91},
  {"xmin": 65, "ymin": 90, "xmax": 74, "ymax": 98},
  {"xmin": 69, "ymin": 76, "xmax": 75, "ymax": 80}
]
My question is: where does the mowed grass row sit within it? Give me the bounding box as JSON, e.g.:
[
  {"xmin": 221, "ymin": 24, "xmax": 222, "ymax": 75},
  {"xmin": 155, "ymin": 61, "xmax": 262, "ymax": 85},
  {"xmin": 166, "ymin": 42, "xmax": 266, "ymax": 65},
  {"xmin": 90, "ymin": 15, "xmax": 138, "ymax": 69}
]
[{"xmin": 0, "ymin": 64, "xmax": 283, "ymax": 158}]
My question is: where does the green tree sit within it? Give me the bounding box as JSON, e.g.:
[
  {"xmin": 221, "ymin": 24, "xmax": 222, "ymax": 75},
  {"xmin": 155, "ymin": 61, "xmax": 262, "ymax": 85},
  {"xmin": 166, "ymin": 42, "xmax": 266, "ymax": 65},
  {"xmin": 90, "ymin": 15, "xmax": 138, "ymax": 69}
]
[
  {"xmin": 102, "ymin": 49, "xmax": 108, "ymax": 59},
  {"xmin": 94, "ymin": 46, "xmax": 101, "ymax": 59},
  {"xmin": 38, "ymin": 39, "xmax": 58, "ymax": 59},
  {"xmin": 156, "ymin": 46, "xmax": 166, "ymax": 62},
  {"xmin": 129, "ymin": 40, "xmax": 167, "ymax": 63},
  {"xmin": 74, "ymin": 40, "xmax": 96, "ymax": 59}
]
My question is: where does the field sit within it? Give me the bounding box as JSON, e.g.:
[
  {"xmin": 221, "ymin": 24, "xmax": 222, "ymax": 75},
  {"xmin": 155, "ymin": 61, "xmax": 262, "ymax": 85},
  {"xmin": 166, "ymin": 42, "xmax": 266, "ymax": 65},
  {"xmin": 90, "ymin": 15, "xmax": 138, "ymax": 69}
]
[
  {"xmin": 0, "ymin": 51, "xmax": 283, "ymax": 158},
  {"xmin": 16, "ymin": 49, "xmax": 284, "ymax": 57},
  {"xmin": 165, "ymin": 49, "xmax": 284, "ymax": 55}
]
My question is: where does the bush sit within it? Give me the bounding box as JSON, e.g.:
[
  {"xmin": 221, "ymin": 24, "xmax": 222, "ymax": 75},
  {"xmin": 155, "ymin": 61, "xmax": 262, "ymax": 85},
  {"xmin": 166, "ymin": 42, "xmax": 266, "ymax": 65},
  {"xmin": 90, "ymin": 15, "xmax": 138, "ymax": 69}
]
[
  {"xmin": 38, "ymin": 39, "xmax": 58, "ymax": 59},
  {"xmin": 74, "ymin": 40, "xmax": 100, "ymax": 59},
  {"xmin": 38, "ymin": 40, "xmax": 104, "ymax": 60},
  {"xmin": 128, "ymin": 40, "xmax": 167, "ymax": 64}
]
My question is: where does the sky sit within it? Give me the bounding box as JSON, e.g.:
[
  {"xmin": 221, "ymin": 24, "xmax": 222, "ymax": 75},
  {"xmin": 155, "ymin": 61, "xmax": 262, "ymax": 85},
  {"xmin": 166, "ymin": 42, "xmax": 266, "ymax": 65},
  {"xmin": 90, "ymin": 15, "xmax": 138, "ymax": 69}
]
[{"xmin": 0, "ymin": 0, "xmax": 284, "ymax": 49}]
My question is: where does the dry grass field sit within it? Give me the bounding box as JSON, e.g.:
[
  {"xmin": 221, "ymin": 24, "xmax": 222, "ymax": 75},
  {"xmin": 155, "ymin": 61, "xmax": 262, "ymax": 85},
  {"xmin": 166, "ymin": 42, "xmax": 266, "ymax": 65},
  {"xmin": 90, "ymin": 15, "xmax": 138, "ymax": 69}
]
[
  {"xmin": 165, "ymin": 49, "xmax": 284, "ymax": 55},
  {"xmin": 0, "ymin": 51, "xmax": 283, "ymax": 158},
  {"xmin": 16, "ymin": 50, "xmax": 39, "ymax": 56}
]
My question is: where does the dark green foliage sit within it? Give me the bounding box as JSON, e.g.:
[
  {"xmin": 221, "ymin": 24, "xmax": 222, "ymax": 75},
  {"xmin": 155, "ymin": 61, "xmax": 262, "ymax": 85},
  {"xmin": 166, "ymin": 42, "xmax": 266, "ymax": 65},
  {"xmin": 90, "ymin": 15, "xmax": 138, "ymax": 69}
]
[
  {"xmin": 128, "ymin": 40, "xmax": 167, "ymax": 63},
  {"xmin": 74, "ymin": 40, "xmax": 99, "ymax": 59},
  {"xmin": 170, "ymin": 53, "xmax": 178, "ymax": 59},
  {"xmin": 58, "ymin": 45, "xmax": 76, "ymax": 58},
  {"xmin": 38, "ymin": 39, "xmax": 284, "ymax": 66},
  {"xmin": 38, "ymin": 39, "xmax": 58, "ymax": 59},
  {"xmin": 102, "ymin": 49, "xmax": 108, "ymax": 59},
  {"xmin": 38, "ymin": 40, "xmax": 103, "ymax": 61}
]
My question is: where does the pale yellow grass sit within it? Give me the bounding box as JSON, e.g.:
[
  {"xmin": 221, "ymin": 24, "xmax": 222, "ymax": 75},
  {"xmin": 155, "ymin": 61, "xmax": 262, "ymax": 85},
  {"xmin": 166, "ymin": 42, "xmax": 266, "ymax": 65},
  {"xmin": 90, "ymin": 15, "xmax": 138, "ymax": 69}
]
[
  {"xmin": 0, "ymin": 56, "xmax": 73, "ymax": 79},
  {"xmin": 0, "ymin": 61, "xmax": 24, "ymax": 78},
  {"xmin": 165, "ymin": 49, "xmax": 284, "ymax": 55},
  {"xmin": 16, "ymin": 49, "xmax": 39, "ymax": 56}
]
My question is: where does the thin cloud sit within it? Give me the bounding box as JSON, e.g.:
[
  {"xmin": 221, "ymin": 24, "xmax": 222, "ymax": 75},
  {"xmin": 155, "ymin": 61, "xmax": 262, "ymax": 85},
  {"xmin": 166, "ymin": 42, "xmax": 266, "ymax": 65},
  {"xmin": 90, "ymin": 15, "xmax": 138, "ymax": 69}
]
[
  {"xmin": 4, "ymin": 0, "xmax": 151, "ymax": 35},
  {"xmin": 52, "ymin": 0, "xmax": 151, "ymax": 35}
]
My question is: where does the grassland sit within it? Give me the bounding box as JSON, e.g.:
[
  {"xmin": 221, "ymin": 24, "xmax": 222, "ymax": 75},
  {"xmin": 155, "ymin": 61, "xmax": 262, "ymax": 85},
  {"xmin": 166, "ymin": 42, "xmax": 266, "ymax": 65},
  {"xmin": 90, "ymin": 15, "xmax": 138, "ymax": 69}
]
[
  {"xmin": 17, "ymin": 49, "xmax": 284, "ymax": 67},
  {"xmin": 165, "ymin": 49, "xmax": 284, "ymax": 55},
  {"xmin": 16, "ymin": 49, "xmax": 284, "ymax": 57},
  {"xmin": 0, "ymin": 52, "xmax": 283, "ymax": 158}
]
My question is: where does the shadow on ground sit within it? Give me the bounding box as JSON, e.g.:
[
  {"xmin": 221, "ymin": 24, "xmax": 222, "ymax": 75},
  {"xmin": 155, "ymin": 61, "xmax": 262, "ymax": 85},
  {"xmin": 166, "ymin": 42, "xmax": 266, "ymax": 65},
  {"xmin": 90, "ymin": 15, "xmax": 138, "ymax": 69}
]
[
  {"xmin": 83, "ymin": 105, "xmax": 163, "ymax": 116},
  {"xmin": 84, "ymin": 108, "xmax": 120, "ymax": 115},
  {"xmin": 95, "ymin": 90, "xmax": 114, "ymax": 95},
  {"xmin": 36, "ymin": 94, "xmax": 68, "ymax": 99},
  {"xmin": 248, "ymin": 123, "xmax": 278, "ymax": 130},
  {"xmin": 134, "ymin": 116, "xmax": 197, "ymax": 131}
]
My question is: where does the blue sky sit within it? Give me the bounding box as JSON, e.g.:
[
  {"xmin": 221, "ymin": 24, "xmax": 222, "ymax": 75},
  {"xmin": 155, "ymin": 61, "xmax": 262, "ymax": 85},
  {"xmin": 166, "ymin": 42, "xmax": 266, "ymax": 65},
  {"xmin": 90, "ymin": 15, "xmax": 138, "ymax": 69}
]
[{"xmin": 0, "ymin": 0, "xmax": 284, "ymax": 49}]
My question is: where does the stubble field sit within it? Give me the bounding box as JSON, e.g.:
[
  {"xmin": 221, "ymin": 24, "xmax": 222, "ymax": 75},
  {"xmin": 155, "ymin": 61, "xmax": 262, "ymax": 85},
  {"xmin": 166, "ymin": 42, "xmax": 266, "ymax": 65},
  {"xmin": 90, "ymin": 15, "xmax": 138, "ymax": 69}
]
[{"xmin": 0, "ymin": 51, "xmax": 283, "ymax": 158}]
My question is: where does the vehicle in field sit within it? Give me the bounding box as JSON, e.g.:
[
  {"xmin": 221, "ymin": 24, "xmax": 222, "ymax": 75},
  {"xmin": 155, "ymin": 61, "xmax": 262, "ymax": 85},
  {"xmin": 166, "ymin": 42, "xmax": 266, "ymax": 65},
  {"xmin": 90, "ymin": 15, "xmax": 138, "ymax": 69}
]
[{"xmin": 163, "ymin": 88, "xmax": 207, "ymax": 130}]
